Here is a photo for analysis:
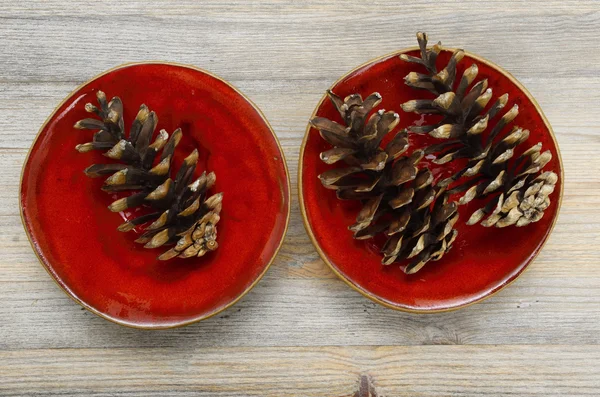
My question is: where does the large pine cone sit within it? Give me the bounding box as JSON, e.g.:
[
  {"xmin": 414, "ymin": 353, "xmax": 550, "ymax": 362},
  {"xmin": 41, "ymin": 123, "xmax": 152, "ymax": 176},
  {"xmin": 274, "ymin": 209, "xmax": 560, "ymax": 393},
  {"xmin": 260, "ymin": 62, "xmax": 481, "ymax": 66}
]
[
  {"xmin": 75, "ymin": 91, "xmax": 222, "ymax": 260},
  {"xmin": 311, "ymin": 91, "xmax": 458, "ymax": 274},
  {"xmin": 400, "ymin": 32, "xmax": 558, "ymax": 228}
]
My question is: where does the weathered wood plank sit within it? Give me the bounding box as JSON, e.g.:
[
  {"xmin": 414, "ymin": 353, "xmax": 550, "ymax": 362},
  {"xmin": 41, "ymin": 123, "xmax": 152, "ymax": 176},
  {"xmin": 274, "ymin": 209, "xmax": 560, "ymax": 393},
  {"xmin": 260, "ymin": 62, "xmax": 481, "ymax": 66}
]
[
  {"xmin": 1, "ymin": 273, "xmax": 599, "ymax": 349},
  {"xmin": 0, "ymin": 3, "xmax": 599, "ymax": 84},
  {"xmin": 1, "ymin": 345, "xmax": 599, "ymax": 396}
]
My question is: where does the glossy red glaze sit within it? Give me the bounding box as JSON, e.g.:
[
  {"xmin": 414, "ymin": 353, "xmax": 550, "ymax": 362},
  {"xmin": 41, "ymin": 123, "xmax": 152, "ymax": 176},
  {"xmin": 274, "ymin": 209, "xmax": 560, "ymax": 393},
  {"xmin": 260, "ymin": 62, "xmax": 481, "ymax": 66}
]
[
  {"xmin": 301, "ymin": 50, "xmax": 562, "ymax": 312},
  {"xmin": 21, "ymin": 63, "xmax": 290, "ymax": 328}
]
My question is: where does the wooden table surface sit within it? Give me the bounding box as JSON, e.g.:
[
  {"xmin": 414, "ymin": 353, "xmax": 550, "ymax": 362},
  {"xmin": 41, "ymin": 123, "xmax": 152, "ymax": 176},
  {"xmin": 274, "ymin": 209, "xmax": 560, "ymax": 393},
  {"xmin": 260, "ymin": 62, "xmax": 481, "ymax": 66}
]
[{"xmin": 1, "ymin": 1, "xmax": 599, "ymax": 396}]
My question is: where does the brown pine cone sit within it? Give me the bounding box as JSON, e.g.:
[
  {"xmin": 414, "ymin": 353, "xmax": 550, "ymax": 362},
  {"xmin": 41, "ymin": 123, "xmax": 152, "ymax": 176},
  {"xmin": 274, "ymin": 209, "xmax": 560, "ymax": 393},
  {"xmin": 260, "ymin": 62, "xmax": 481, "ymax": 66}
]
[
  {"xmin": 400, "ymin": 32, "xmax": 558, "ymax": 228},
  {"xmin": 75, "ymin": 91, "xmax": 222, "ymax": 260},
  {"xmin": 311, "ymin": 90, "xmax": 458, "ymax": 274}
]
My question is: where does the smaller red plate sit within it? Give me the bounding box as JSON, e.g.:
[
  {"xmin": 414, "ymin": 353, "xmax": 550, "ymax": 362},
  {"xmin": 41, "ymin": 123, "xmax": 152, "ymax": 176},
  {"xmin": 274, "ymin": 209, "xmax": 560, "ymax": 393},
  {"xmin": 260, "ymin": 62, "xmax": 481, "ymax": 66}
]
[
  {"xmin": 300, "ymin": 49, "xmax": 563, "ymax": 312},
  {"xmin": 21, "ymin": 62, "xmax": 290, "ymax": 328}
]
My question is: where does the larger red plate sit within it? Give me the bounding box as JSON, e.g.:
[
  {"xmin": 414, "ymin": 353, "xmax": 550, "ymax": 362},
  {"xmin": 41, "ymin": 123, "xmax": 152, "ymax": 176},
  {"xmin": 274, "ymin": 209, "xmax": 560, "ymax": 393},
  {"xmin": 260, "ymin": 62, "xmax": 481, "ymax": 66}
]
[
  {"xmin": 300, "ymin": 49, "xmax": 563, "ymax": 312},
  {"xmin": 21, "ymin": 63, "xmax": 290, "ymax": 328}
]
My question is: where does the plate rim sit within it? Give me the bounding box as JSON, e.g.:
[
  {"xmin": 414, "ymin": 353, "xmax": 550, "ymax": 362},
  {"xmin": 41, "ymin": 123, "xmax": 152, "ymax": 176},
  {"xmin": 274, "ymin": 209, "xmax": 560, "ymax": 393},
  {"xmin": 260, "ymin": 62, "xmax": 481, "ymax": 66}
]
[
  {"xmin": 298, "ymin": 46, "xmax": 564, "ymax": 313},
  {"xmin": 19, "ymin": 61, "xmax": 291, "ymax": 329}
]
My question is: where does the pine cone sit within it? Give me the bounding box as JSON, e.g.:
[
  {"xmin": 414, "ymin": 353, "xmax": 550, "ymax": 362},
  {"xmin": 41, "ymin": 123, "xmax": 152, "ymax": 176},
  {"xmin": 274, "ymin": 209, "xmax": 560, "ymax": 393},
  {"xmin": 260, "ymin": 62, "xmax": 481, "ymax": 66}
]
[
  {"xmin": 310, "ymin": 91, "xmax": 458, "ymax": 274},
  {"xmin": 75, "ymin": 91, "xmax": 223, "ymax": 260},
  {"xmin": 400, "ymin": 32, "xmax": 558, "ymax": 227}
]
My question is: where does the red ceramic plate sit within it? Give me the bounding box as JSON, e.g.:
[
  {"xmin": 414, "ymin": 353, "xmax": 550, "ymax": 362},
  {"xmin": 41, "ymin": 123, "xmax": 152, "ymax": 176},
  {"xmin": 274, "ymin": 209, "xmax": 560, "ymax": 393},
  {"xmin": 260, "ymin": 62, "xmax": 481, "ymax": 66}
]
[
  {"xmin": 21, "ymin": 62, "xmax": 290, "ymax": 328},
  {"xmin": 300, "ymin": 49, "xmax": 563, "ymax": 312}
]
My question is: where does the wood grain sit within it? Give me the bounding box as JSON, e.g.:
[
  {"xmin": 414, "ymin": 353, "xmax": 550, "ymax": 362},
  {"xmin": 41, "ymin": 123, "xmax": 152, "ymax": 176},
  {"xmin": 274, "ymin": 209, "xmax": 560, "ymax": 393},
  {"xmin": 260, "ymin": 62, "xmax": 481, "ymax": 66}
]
[
  {"xmin": 1, "ymin": 346, "xmax": 599, "ymax": 396},
  {"xmin": 1, "ymin": 1, "xmax": 599, "ymax": 396}
]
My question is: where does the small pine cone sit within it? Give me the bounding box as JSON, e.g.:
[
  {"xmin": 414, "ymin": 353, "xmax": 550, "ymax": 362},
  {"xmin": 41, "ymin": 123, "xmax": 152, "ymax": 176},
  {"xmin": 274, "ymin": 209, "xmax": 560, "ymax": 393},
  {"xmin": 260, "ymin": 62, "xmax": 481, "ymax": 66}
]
[
  {"xmin": 311, "ymin": 90, "xmax": 457, "ymax": 273},
  {"xmin": 400, "ymin": 32, "xmax": 558, "ymax": 228},
  {"xmin": 76, "ymin": 91, "xmax": 223, "ymax": 260}
]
